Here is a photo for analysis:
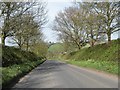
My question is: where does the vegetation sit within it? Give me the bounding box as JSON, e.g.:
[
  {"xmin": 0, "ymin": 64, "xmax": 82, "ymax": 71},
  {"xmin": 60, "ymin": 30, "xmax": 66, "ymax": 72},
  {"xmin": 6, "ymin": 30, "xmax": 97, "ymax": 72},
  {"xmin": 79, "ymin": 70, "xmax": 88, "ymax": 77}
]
[
  {"xmin": 47, "ymin": 43, "xmax": 64, "ymax": 59},
  {"xmin": 30, "ymin": 41, "xmax": 48, "ymax": 58},
  {"xmin": 0, "ymin": 1, "xmax": 48, "ymax": 88},
  {"xmin": 0, "ymin": 2, "xmax": 47, "ymax": 51},
  {"xmin": 2, "ymin": 60, "xmax": 44, "ymax": 87},
  {"xmin": 52, "ymin": 2, "xmax": 119, "ymax": 74},
  {"xmin": 48, "ymin": 43, "xmax": 64, "ymax": 53},
  {"xmin": 53, "ymin": 2, "xmax": 119, "ymax": 50},
  {"xmin": 2, "ymin": 46, "xmax": 45, "ymax": 88},
  {"xmin": 62, "ymin": 39, "xmax": 119, "ymax": 74},
  {"xmin": 2, "ymin": 46, "xmax": 39, "ymax": 67},
  {"xmin": 66, "ymin": 60, "xmax": 118, "ymax": 74},
  {"xmin": 0, "ymin": 1, "xmax": 119, "ymax": 88}
]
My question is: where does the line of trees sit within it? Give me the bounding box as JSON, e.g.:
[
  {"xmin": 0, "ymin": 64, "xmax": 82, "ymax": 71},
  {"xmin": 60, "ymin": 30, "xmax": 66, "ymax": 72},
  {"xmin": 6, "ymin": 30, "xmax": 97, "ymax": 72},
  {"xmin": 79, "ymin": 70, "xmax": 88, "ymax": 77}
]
[
  {"xmin": 53, "ymin": 2, "xmax": 119, "ymax": 50},
  {"xmin": 0, "ymin": 1, "xmax": 48, "ymax": 56}
]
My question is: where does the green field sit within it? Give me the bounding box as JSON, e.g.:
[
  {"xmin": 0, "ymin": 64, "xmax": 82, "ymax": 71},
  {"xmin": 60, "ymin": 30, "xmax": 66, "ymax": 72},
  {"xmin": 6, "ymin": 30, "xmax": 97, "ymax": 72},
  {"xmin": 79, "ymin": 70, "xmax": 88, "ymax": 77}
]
[
  {"xmin": 48, "ymin": 43, "xmax": 64, "ymax": 53},
  {"xmin": 47, "ymin": 43, "xmax": 64, "ymax": 59}
]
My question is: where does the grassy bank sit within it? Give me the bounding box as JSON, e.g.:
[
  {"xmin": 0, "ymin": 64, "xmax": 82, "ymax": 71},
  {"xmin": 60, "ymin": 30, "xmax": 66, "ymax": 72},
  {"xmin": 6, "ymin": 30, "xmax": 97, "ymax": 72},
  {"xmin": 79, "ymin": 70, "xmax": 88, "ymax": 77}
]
[
  {"xmin": 66, "ymin": 60, "xmax": 118, "ymax": 74},
  {"xmin": 2, "ymin": 60, "xmax": 45, "ymax": 88},
  {"xmin": 63, "ymin": 39, "xmax": 119, "ymax": 75},
  {"xmin": 2, "ymin": 46, "xmax": 45, "ymax": 88}
]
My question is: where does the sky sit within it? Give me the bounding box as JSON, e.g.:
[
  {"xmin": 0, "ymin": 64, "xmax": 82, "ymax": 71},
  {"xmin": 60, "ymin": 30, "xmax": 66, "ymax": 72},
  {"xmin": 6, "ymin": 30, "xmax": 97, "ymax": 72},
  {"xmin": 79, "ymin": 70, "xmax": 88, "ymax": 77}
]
[
  {"xmin": 1, "ymin": 1, "xmax": 119, "ymax": 45},
  {"xmin": 42, "ymin": 2, "xmax": 73, "ymax": 43},
  {"xmin": 3, "ymin": 2, "xmax": 73, "ymax": 45},
  {"xmin": 42, "ymin": 1, "xmax": 119, "ymax": 43}
]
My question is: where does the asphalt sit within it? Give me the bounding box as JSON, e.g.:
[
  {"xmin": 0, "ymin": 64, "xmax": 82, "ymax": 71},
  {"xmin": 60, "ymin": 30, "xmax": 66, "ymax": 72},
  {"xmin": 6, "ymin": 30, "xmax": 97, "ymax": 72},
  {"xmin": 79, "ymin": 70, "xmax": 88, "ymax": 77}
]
[{"xmin": 12, "ymin": 60, "xmax": 118, "ymax": 88}]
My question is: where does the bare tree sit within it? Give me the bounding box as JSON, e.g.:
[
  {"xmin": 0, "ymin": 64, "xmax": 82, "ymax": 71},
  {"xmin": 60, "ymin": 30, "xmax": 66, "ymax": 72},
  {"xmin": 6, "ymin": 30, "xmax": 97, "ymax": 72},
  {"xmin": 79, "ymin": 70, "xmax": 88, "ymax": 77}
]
[
  {"xmin": 53, "ymin": 7, "xmax": 87, "ymax": 49},
  {"xmin": 80, "ymin": 3, "xmax": 101, "ymax": 46},
  {"xmin": 92, "ymin": 2, "xmax": 119, "ymax": 43},
  {"xmin": 0, "ymin": 1, "xmax": 47, "ymax": 46}
]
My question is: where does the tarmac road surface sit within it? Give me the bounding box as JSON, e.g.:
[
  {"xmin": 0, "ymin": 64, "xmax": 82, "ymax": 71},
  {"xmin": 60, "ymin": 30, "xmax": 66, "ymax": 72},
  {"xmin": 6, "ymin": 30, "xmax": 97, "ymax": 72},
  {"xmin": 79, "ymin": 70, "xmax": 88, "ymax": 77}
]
[{"xmin": 13, "ymin": 60, "xmax": 118, "ymax": 88}]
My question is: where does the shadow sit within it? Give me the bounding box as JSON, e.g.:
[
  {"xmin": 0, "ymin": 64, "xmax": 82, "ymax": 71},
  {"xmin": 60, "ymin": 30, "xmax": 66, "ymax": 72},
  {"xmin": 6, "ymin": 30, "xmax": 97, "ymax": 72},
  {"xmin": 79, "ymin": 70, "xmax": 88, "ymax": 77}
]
[
  {"xmin": 11, "ymin": 60, "xmax": 67, "ymax": 89},
  {"xmin": 2, "ymin": 60, "xmax": 46, "ymax": 90},
  {"xmin": 33, "ymin": 60, "xmax": 66, "ymax": 74}
]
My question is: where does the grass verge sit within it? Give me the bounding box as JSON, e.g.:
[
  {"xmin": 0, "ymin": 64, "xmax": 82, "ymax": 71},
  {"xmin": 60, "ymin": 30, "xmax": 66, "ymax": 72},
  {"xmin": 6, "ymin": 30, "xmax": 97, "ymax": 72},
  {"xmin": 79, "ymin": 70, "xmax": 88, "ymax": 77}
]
[
  {"xmin": 62, "ymin": 39, "xmax": 119, "ymax": 75},
  {"xmin": 65, "ymin": 59, "xmax": 118, "ymax": 75},
  {"xmin": 2, "ymin": 59, "xmax": 45, "ymax": 88}
]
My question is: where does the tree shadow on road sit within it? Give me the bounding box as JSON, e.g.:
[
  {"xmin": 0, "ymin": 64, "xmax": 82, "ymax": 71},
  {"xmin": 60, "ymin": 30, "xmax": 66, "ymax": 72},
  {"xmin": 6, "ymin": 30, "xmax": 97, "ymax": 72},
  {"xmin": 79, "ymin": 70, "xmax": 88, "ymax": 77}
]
[{"xmin": 12, "ymin": 60, "xmax": 67, "ymax": 88}]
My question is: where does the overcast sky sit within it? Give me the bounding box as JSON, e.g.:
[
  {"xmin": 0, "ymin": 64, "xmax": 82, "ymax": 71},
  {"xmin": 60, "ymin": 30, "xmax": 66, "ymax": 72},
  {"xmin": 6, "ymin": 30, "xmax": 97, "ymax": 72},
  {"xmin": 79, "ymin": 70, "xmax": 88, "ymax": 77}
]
[
  {"xmin": 42, "ymin": 1, "xmax": 119, "ymax": 43},
  {"xmin": 4, "ymin": 1, "xmax": 73, "ymax": 45},
  {"xmin": 42, "ymin": 2, "xmax": 73, "ymax": 43},
  {"xmin": 2, "ymin": 1, "xmax": 119, "ymax": 45}
]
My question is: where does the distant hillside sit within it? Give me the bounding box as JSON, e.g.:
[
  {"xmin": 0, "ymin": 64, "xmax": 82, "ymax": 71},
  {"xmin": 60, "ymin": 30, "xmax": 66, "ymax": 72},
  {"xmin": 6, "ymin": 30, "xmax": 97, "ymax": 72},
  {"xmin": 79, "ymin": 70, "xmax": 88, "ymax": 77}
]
[
  {"xmin": 48, "ymin": 43, "xmax": 64, "ymax": 53},
  {"xmin": 47, "ymin": 43, "xmax": 64, "ymax": 59}
]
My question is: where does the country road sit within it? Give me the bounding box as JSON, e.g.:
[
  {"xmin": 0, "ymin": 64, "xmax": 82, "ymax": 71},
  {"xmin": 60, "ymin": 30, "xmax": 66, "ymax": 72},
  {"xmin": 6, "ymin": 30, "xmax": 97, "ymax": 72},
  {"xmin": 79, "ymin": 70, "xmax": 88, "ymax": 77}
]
[{"xmin": 13, "ymin": 60, "xmax": 118, "ymax": 88}]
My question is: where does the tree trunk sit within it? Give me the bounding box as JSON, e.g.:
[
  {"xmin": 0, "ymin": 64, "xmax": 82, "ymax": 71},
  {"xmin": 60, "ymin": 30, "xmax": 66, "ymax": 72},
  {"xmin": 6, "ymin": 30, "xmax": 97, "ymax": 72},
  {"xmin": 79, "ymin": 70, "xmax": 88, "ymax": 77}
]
[
  {"xmin": 26, "ymin": 39, "xmax": 29, "ymax": 51},
  {"xmin": 90, "ymin": 29, "xmax": 94, "ymax": 47},
  {"xmin": 108, "ymin": 34, "xmax": 111, "ymax": 44},
  {"xmin": 19, "ymin": 36, "xmax": 22, "ymax": 50},
  {"xmin": 77, "ymin": 43, "xmax": 81, "ymax": 50},
  {"xmin": 107, "ymin": 31, "xmax": 111, "ymax": 44},
  {"xmin": 26, "ymin": 43, "xmax": 28, "ymax": 51},
  {"xmin": 18, "ymin": 43, "xmax": 22, "ymax": 50},
  {"xmin": 78, "ymin": 45, "xmax": 81, "ymax": 50},
  {"xmin": 2, "ymin": 36, "xmax": 6, "ymax": 46},
  {"xmin": 91, "ymin": 39, "xmax": 94, "ymax": 47}
]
